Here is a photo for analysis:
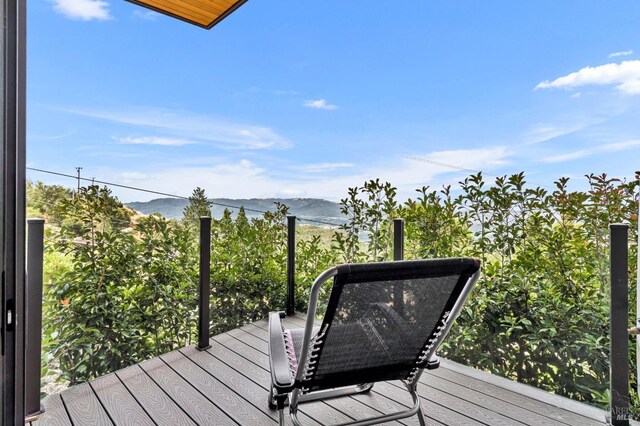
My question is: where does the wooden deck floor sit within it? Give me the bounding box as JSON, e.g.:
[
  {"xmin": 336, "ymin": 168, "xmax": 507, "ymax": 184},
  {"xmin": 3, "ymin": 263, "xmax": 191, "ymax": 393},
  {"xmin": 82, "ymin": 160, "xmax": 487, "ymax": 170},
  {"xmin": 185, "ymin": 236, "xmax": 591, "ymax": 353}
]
[{"xmin": 31, "ymin": 313, "xmax": 617, "ymax": 426}]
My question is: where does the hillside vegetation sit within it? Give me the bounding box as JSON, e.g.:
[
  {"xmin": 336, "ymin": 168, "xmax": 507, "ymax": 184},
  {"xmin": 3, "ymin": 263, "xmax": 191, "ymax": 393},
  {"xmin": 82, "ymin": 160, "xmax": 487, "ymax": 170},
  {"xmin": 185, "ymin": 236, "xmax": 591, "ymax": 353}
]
[{"xmin": 126, "ymin": 196, "xmax": 345, "ymax": 225}]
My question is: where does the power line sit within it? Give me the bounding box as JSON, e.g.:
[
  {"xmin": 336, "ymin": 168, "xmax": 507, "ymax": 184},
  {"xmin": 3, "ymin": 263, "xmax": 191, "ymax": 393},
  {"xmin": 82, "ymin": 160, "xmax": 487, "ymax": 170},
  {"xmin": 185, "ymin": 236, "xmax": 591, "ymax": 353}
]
[
  {"xmin": 27, "ymin": 167, "xmax": 341, "ymax": 227},
  {"xmin": 28, "ymin": 167, "xmax": 191, "ymax": 200},
  {"xmin": 406, "ymin": 156, "xmax": 484, "ymax": 176}
]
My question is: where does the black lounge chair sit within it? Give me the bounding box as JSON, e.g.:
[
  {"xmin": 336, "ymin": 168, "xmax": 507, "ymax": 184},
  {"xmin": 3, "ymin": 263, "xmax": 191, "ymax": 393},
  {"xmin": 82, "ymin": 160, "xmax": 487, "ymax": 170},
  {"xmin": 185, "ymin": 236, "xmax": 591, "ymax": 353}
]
[{"xmin": 268, "ymin": 257, "xmax": 481, "ymax": 426}]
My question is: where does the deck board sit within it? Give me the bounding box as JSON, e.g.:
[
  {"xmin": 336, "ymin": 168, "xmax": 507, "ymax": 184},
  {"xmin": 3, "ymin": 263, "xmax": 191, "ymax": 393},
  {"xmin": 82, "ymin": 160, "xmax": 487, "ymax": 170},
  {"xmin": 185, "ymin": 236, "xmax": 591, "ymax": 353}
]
[
  {"xmin": 32, "ymin": 393, "xmax": 72, "ymax": 426},
  {"xmin": 33, "ymin": 313, "xmax": 618, "ymax": 426},
  {"xmin": 116, "ymin": 364, "xmax": 197, "ymax": 426},
  {"xmin": 90, "ymin": 373, "xmax": 154, "ymax": 426},
  {"xmin": 159, "ymin": 349, "xmax": 274, "ymax": 426},
  {"xmin": 138, "ymin": 356, "xmax": 235, "ymax": 425},
  {"xmin": 59, "ymin": 382, "xmax": 113, "ymax": 426}
]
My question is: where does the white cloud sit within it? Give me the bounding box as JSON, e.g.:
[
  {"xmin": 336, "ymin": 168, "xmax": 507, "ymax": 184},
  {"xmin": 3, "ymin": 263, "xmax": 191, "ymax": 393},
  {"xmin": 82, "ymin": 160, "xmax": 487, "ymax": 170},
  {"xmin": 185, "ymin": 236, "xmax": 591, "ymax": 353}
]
[
  {"xmin": 535, "ymin": 60, "xmax": 640, "ymax": 95},
  {"xmin": 104, "ymin": 147, "xmax": 512, "ymax": 203},
  {"xmin": 116, "ymin": 136, "xmax": 196, "ymax": 146},
  {"xmin": 609, "ymin": 50, "xmax": 633, "ymax": 58},
  {"xmin": 524, "ymin": 123, "xmax": 590, "ymax": 145},
  {"xmin": 297, "ymin": 162, "xmax": 354, "ymax": 173},
  {"xmin": 303, "ymin": 99, "xmax": 338, "ymax": 110},
  {"xmin": 64, "ymin": 107, "xmax": 291, "ymax": 150},
  {"xmin": 51, "ymin": 0, "xmax": 111, "ymax": 21},
  {"xmin": 542, "ymin": 140, "xmax": 640, "ymax": 163},
  {"xmin": 121, "ymin": 172, "xmax": 148, "ymax": 180},
  {"xmin": 132, "ymin": 10, "xmax": 158, "ymax": 20}
]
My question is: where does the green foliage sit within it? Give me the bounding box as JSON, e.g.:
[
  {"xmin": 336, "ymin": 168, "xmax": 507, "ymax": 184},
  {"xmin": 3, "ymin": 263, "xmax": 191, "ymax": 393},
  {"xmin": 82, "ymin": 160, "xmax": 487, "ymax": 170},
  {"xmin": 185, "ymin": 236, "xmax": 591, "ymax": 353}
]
[
  {"xmin": 182, "ymin": 187, "xmax": 213, "ymax": 226},
  {"xmin": 43, "ymin": 186, "xmax": 197, "ymax": 385},
  {"xmin": 27, "ymin": 180, "xmax": 73, "ymax": 222},
  {"xmin": 333, "ymin": 179, "xmax": 399, "ymax": 262},
  {"xmin": 327, "ymin": 172, "xmax": 638, "ymax": 412},
  {"xmin": 209, "ymin": 205, "xmax": 288, "ymax": 332},
  {"xmin": 41, "ymin": 188, "xmax": 337, "ymax": 385},
  {"xmin": 37, "ymin": 173, "xmax": 640, "ymax": 418}
]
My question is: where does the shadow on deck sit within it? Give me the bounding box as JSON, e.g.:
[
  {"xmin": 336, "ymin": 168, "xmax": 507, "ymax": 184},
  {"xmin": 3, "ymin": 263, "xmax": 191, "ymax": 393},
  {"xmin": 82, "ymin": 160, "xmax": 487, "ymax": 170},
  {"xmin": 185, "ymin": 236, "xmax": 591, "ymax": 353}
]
[{"xmin": 31, "ymin": 313, "xmax": 616, "ymax": 425}]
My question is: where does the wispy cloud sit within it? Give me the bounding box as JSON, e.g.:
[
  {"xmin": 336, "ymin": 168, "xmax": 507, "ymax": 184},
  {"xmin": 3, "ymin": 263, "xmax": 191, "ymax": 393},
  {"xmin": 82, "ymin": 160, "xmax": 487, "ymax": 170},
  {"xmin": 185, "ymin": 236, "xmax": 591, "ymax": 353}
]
[
  {"xmin": 296, "ymin": 162, "xmax": 354, "ymax": 173},
  {"xmin": 522, "ymin": 117, "xmax": 610, "ymax": 144},
  {"xmin": 103, "ymin": 147, "xmax": 512, "ymax": 202},
  {"xmin": 542, "ymin": 140, "xmax": 640, "ymax": 163},
  {"xmin": 419, "ymin": 147, "xmax": 511, "ymax": 171},
  {"xmin": 132, "ymin": 9, "xmax": 158, "ymax": 20},
  {"xmin": 50, "ymin": 0, "xmax": 112, "ymax": 21},
  {"xmin": 121, "ymin": 172, "xmax": 148, "ymax": 180},
  {"xmin": 29, "ymin": 131, "xmax": 75, "ymax": 141},
  {"xmin": 303, "ymin": 99, "xmax": 338, "ymax": 110},
  {"xmin": 64, "ymin": 107, "xmax": 292, "ymax": 150},
  {"xmin": 609, "ymin": 50, "xmax": 633, "ymax": 58},
  {"xmin": 535, "ymin": 60, "xmax": 640, "ymax": 95},
  {"xmin": 116, "ymin": 136, "xmax": 196, "ymax": 146}
]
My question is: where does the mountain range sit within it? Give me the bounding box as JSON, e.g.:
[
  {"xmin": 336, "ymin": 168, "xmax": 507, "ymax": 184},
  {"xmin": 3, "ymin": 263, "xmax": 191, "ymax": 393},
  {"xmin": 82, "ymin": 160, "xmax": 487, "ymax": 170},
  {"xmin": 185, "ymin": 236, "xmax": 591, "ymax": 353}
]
[{"xmin": 125, "ymin": 198, "xmax": 346, "ymax": 227}]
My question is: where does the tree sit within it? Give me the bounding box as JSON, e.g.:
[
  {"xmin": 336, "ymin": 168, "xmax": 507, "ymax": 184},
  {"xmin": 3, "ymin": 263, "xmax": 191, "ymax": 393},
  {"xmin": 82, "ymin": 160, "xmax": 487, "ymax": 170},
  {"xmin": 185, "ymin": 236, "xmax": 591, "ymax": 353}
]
[{"xmin": 182, "ymin": 187, "xmax": 213, "ymax": 226}]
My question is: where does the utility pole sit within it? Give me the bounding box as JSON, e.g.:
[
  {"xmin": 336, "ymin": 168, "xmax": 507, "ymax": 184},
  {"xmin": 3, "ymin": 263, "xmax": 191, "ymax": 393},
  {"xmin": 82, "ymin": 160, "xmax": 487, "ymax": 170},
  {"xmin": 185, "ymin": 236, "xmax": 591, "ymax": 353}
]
[{"xmin": 75, "ymin": 167, "xmax": 82, "ymax": 192}]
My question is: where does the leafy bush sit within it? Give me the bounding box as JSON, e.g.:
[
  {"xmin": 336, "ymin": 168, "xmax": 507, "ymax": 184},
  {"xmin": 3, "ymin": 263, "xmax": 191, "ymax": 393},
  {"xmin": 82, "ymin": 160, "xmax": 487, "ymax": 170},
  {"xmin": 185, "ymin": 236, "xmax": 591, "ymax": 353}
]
[
  {"xmin": 35, "ymin": 172, "xmax": 639, "ymax": 416},
  {"xmin": 332, "ymin": 173, "xmax": 638, "ymax": 411}
]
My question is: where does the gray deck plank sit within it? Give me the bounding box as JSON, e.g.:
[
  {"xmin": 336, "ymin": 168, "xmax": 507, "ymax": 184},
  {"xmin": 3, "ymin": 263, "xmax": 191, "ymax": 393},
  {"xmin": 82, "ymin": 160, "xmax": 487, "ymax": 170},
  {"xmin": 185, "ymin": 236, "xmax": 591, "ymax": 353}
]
[
  {"xmin": 373, "ymin": 380, "xmax": 482, "ymax": 426},
  {"xmin": 31, "ymin": 393, "xmax": 72, "ymax": 426},
  {"xmin": 59, "ymin": 382, "xmax": 113, "ymax": 426},
  {"xmin": 283, "ymin": 313, "xmax": 609, "ymax": 426},
  {"xmin": 426, "ymin": 365, "xmax": 602, "ymax": 426},
  {"xmin": 180, "ymin": 345, "xmax": 316, "ymax": 426},
  {"xmin": 90, "ymin": 373, "xmax": 154, "ymax": 426},
  {"xmin": 420, "ymin": 371, "xmax": 565, "ymax": 426},
  {"xmin": 240, "ymin": 321, "xmax": 269, "ymax": 339},
  {"xmin": 139, "ymin": 356, "xmax": 235, "ymax": 425},
  {"xmin": 227, "ymin": 327, "xmax": 269, "ymax": 352},
  {"xmin": 438, "ymin": 359, "xmax": 609, "ymax": 424},
  {"xmin": 387, "ymin": 377, "xmax": 528, "ymax": 426},
  {"xmin": 159, "ymin": 349, "xmax": 275, "ymax": 426},
  {"xmin": 116, "ymin": 364, "xmax": 197, "ymax": 426},
  {"xmin": 36, "ymin": 314, "xmax": 619, "ymax": 426},
  {"xmin": 211, "ymin": 333, "xmax": 357, "ymax": 425}
]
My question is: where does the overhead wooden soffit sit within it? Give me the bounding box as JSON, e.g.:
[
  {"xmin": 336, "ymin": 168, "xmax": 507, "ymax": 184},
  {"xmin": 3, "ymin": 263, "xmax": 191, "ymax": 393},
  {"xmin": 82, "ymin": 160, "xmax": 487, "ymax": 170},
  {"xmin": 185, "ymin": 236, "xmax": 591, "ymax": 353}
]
[{"xmin": 126, "ymin": 0, "xmax": 248, "ymax": 29}]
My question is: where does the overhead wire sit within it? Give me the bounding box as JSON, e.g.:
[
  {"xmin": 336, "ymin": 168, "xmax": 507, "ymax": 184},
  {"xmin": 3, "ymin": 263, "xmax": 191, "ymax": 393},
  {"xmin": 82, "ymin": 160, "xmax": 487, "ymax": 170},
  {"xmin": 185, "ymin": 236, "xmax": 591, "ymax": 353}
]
[{"xmin": 27, "ymin": 166, "xmax": 342, "ymax": 227}]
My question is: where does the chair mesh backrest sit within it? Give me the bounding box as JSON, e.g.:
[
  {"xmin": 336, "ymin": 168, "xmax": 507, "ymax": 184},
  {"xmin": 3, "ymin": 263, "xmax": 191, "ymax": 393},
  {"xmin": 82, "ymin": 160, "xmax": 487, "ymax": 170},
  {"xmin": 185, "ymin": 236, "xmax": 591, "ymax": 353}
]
[{"xmin": 301, "ymin": 258, "xmax": 479, "ymax": 391}]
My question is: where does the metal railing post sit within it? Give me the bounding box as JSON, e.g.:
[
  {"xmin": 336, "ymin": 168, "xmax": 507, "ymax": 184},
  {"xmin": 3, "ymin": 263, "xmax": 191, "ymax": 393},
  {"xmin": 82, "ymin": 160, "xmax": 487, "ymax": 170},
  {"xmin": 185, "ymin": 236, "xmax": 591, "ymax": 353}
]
[
  {"xmin": 609, "ymin": 223, "xmax": 630, "ymax": 426},
  {"xmin": 393, "ymin": 218, "xmax": 405, "ymax": 316},
  {"xmin": 25, "ymin": 219, "xmax": 45, "ymax": 421},
  {"xmin": 393, "ymin": 218, "xmax": 404, "ymax": 261},
  {"xmin": 197, "ymin": 217, "xmax": 212, "ymax": 351},
  {"xmin": 286, "ymin": 216, "xmax": 296, "ymax": 316}
]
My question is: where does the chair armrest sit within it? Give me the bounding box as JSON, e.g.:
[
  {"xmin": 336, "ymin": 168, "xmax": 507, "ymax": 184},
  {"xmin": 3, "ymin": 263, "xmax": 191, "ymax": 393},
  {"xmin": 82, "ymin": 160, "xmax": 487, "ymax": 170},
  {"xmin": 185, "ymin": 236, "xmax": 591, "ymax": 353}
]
[{"xmin": 268, "ymin": 311, "xmax": 294, "ymax": 393}]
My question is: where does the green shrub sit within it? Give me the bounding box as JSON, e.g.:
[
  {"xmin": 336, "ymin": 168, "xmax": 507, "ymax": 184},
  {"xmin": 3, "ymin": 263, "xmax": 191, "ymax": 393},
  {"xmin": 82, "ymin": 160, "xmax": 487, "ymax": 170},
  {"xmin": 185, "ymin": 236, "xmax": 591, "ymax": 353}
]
[{"xmin": 36, "ymin": 172, "xmax": 639, "ymax": 416}]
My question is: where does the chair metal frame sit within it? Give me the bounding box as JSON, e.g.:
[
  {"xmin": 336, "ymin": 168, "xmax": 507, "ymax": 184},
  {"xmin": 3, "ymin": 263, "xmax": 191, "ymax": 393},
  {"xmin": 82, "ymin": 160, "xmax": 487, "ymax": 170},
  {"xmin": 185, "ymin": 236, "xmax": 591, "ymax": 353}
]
[{"xmin": 268, "ymin": 259, "xmax": 481, "ymax": 426}]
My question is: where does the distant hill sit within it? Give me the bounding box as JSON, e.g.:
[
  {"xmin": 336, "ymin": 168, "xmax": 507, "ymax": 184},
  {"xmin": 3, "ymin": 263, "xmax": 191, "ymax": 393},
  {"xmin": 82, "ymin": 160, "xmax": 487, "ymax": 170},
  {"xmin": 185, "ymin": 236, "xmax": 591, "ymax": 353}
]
[{"xmin": 125, "ymin": 198, "xmax": 346, "ymax": 227}]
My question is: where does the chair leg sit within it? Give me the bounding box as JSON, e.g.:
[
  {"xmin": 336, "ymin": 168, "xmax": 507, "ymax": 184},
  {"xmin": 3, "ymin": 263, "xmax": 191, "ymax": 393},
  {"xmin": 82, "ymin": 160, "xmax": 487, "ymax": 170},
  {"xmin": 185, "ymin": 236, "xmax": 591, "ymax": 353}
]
[
  {"xmin": 276, "ymin": 394, "xmax": 288, "ymax": 426},
  {"xmin": 406, "ymin": 379, "xmax": 426, "ymax": 426},
  {"xmin": 268, "ymin": 386, "xmax": 277, "ymax": 409},
  {"xmin": 416, "ymin": 405, "xmax": 427, "ymax": 426}
]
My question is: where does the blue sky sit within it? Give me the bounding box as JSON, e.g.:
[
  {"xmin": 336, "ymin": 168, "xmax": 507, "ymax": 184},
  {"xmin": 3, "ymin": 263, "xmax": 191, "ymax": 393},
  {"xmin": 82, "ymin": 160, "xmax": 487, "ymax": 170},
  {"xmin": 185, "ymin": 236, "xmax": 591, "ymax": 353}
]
[{"xmin": 27, "ymin": 0, "xmax": 640, "ymax": 202}]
